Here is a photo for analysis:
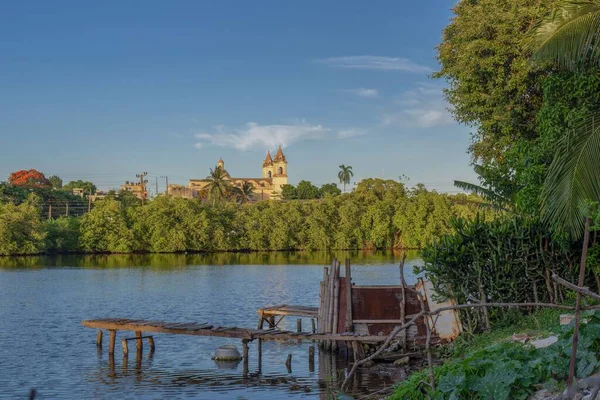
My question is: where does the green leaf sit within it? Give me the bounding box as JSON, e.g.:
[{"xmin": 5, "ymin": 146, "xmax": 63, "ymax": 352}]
[{"xmin": 438, "ymin": 371, "xmax": 465, "ymax": 393}]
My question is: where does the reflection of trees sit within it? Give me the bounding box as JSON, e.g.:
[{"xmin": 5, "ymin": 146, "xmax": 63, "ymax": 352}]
[{"xmin": 0, "ymin": 250, "xmax": 421, "ymax": 269}]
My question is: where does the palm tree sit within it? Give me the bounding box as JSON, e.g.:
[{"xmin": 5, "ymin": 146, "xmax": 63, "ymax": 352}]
[
  {"xmin": 338, "ymin": 165, "xmax": 354, "ymax": 193},
  {"xmin": 454, "ymin": 165, "xmax": 516, "ymax": 211},
  {"xmin": 205, "ymin": 165, "xmax": 232, "ymax": 205},
  {"xmin": 525, "ymin": 0, "xmax": 600, "ymax": 239},
  {"xmin": 232, "ymin": 181, "xmax": 255, "ymax": 204}
]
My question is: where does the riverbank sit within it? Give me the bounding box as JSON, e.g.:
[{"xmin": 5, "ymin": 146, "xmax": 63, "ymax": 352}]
[{"xmin": 390, "ymin": 308, "xmax": 600, "ymax": 399}]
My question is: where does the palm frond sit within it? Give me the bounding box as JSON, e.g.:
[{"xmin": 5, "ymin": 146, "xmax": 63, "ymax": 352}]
[
  {"xmin": 542, "ymin": 112, "xmax": 600, "ymax": 239},
  {"xmin": 453, "ymin": 180, "xmax": 511, "ymax": 211},
  {"xmin": 524, "ymin": 0, "xmax": 600, "ymax": 70}
]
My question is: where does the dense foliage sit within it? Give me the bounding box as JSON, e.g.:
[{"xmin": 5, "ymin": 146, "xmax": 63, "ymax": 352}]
[
  {"xmin": 419, "ymin": 215, "xmax": 584, "ymax": 331},
  {"xmin": 393, "ymin": 310, "xmax": 600, "ymax": 400},
  {"xmin": 0, "ymin": 179, "xmax": 485, "ymax": 255}
]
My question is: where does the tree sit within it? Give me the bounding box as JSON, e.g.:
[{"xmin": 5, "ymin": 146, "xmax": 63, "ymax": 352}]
[
  {"xmin": 320, "ymin": 183, "xmax": 341, "ymax": 198},
  {"xmin": 63, "ymin": 180, "xmax": 97, "ymax": 195},
  {"xmin": 525, "ymin": 1, "xmax": 600, "ymax": 238},
  {"xmin": 281, "ymin": 184, "xmax": 297, "ymax": 200},
  {"xmin": 338, "ymin": 165, "xmax": 354, "ymax": 193},
  {"xmin": 8, "ymin": 169, "xmax": 51, "ymax": 188},
  {"xmin": 48, "ymin": 175, "xmax": 63, "ymax": 190},
  {"xmin": 296, "ymin": 180, "xmax": 320, "ymax": 200},
  {"xmin": 435, "ymin": 0, "xmax": 555, "ymax": 169},
  {"xmin": 0, "ymin": 202, "xmax": 45, "ymax": 255},
  {"xmin": 232, "ymin": 182, "xmax": 254, "ymax": 204},
  {"xmin": 204, "ymin": 165, "xmax": 232, "ymax": 205},
  {"xmin": 79, "ymin": 199, "xmax": 135, "ymax": 253}
]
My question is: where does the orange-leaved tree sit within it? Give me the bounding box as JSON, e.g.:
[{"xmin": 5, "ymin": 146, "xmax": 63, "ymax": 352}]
[{"xmin": 8, "ymin": 169, "xmax": 51, "ymax": 188}]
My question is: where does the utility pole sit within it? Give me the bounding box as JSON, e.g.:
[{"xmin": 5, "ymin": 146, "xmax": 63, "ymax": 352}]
[
  {"xmin": 136, "ymin": 172, "xmax": 148, "ymax": 205},
  {"xmin": 160, "ymin": 176, "xmax": 169, "ymax": 195},
  {"xmin": 155, "ymin": 177, "xmax": 159, "ymax": 197}
]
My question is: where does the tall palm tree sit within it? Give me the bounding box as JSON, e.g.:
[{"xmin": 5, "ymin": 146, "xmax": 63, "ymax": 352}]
[
  {"xmin": 231, "ymin": 182, "xmax": 255, "ymax": 204},
  {"xmin": 338, "ymin": 165, "xmax": 354, "ymax": 193},
  {"xmin": 205, "ymin": 166, "xmax": 232, "ymax": 205},
  {"xmin": 525, "ymin": 0, "xmax": 600, "ymax": 239}
]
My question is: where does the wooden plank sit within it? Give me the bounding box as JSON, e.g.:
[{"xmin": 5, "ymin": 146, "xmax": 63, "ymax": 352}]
[{"xmin": 345, "ymin": 259, "xmax": 353, "ymax": 332}]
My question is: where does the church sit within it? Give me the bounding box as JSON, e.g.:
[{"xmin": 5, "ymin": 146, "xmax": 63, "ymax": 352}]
[{"xmin": 171, "ymin": 146, "xmax": 288, "ymax": 201}]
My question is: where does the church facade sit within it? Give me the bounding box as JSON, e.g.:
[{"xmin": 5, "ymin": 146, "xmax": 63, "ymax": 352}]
[{"xmin": 174, "ymin": 146, "xmax": 288, "ymax": 201}]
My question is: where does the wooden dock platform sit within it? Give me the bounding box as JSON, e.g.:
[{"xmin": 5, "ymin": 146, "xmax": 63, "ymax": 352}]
[
  {"xmin": 256, "ymin": 304, "xmax": 318, "ymax": 330},
  {"xmin": 82, "ymin": 317, "xmax": 389, "ymax": 348}
]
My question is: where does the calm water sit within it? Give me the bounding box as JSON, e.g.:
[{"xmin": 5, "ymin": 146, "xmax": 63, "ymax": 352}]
[{"xmin": 0, "ymin": 251, "xmax": 422, "ymax": 399}]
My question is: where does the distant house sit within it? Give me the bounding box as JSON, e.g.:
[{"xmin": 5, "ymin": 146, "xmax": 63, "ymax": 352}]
[{"xmin": 120, "ymin": 181, "xmax": 146, "ymax": 200}]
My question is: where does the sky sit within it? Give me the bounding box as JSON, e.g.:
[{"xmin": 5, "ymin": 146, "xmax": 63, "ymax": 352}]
[{"xmin": 0, "ymin": 1, "xmax": 476, "ymax": 194}]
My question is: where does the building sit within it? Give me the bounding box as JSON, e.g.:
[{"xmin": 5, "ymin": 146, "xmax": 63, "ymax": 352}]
[
  {"xmin": 120, "ymin": 181, "xmax": 146, "ymax": 200},
  {"xmin": 183, "ymin": 146, "xmax": 289, "ymax": 201}
]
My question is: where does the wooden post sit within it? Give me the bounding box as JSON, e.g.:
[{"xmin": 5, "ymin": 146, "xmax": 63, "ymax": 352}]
[
  {"xmin": 311, "ymin": 318, "xmax": 316, "ymax": 334},
  {"xmin": 136, "ymin": 331, "xmax": 143, "ymax": 352},
  {"xmin": 147, "ymin": 336, "xmax": 155, "ymax": 352},
  {"xmin": 568, "ymin": 217, "xmax": 592, "ymax": 386},
  {"xmin": 399, "ymin": 254, "xmax": 407, "ymax": 351},
  {"xmin": 257, "ymin": 311, "xmax": 265, "ymax": 330},
  {"xmin": 258, "ymin": 338, "xmax": 263, "ymax": 374},
  {"xmin": 285, "ymin": 354, "xmax": 292, "ymax": 373},
  {"xmin": 332, "ymin": 261, "xmax": 341, "ymax": 351},
  {"xmin": 121, "ymin": 339, "xmax": 129, "ymax": 356},
  {"xmin": 96, "ymin": 330, "xmax": 103, "ymax": 348},
  {"xmin": 242, "ymin": 339, "xmax": 250, "ymax": 377},
  {"xmin": 308, "ymin": 346, "xmax": 315, "ymax": 372},
  {"xmin": 344, "ymin": 258, "xmax": 353, "ymax": 333},
  {"xmin": 268, "ymin": 316, "xmax": 275, "ymax": 328},
  {"xmin": 108, "ymin": 330, "xmax": 116, "ymax": 355},
  {"xmin": 48, "ymin": 204, "xmax": 52, "ymax": 220},
  {"xmin": 296, "ymin": 318, "xmax": 302, "ymax": 333}
]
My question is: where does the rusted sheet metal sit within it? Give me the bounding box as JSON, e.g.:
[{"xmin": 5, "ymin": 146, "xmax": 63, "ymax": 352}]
[
  {"xmin": 350, "ymin": 285, "xmax": 429, "ymax": 340},
  {"xmin": 416, "ymin": 279, "xmax": 462, "ymax": 341},
  {"xmin": 346, "ymin": 282, "xmax": 461, "ymax": 344}
]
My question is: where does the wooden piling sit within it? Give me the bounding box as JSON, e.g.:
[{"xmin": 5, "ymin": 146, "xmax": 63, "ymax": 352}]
[
  {"xmin": 121, "ymin": 339, "xmax": 129, "ymax": 355},
  {"xmin": 268, "ymin": 316, "xmax": 275, "ymax": 328},
  {"xmin": 296, "ymin": 318, "xmax": 302, "ymax": 333},
  {"xmin": 258, "ymin": 338, "xmax": 263, "ymax": 374},
  {"xmin": 344, "ymin": 259, "xmax": 353, "ymax": 333},
  {"xmin": 108, "ymin": 330, "xmax": 116, "ymax": 355},
  {"xmin": 147, "ymin": 336, "xmax": 155, "ymax": 352},
  {"xmin": 285, "ymin": 353, "xmax": 292, "ymax": 373},
  {"xmin": 332, "ymin": 261, "xmax": 341, "ymax": 351},
  {"xmin": 311, "ymin": 318, "xmax": 316, "ymax": 334},
  {"xmin": 135, "ymin": 331, "xmax": 143, "ymax": 352},
  {"xmin": 309, "ymin": 346, "xmax": 315, "ymax": 372},
  {"xmin": 257, "ymin": 310, "xmax": 265, "ymax": 330},
  {"xmin": 242, "ymin": 339, "xmax": 250, "ymax": 377},
  {"xmin": 96, "ymin": 330, "xmax": 103, "ymax": 348}
]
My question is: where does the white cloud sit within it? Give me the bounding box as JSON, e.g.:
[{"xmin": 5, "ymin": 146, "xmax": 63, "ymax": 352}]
[
  {"xmin": 316, "ymin": 56, "xmax": 432, "ymax": 74},
  {"xmin": 337, "ymin": 129, "xmax": 367, "ymax": 139},
  {"xmin": 381, "ymin": 84, "xmax": 455, "ymax": 128},
  {"xmin": 343, "ymin": 88, "xmax": 379, "ymax": 98},
  {"xmin": 194, "ymin": 122, "xmax": 331, "ymax": 151}
]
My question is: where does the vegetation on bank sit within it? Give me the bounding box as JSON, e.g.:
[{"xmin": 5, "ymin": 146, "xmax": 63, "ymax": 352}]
[
  {"xmin": 0, "ymin": 178, "xmax": 486, "ymax": 256},
  {"xmin": 392, "ymin": 309, "xmax": 600, "ymax": 400},
  {"xmin": 389, "ymin": 0, "xmax": 600, "ymax": 397}
]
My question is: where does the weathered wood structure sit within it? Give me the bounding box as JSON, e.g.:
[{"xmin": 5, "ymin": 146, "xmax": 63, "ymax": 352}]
[
  {"xmin": 82, "ymin": 258, "xmax": 461, "ymax": 379},
  {"xmin": 315, "ymin": 258, "xmax": 461, "ymax": 350}
]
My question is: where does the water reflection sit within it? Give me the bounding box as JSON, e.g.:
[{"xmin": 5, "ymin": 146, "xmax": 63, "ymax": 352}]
[
  {"xmin": 0, "ymin": 249, "xmax": 420, "ymax": 269},
  {"xmin": 0, "ymin": 251, "xmax": 422, "ymax": 399}
]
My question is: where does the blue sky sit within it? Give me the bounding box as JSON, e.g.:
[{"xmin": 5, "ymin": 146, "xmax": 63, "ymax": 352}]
[{"xmin": 0, "ymin": 1, "xmax": 476, "ymax": 193}]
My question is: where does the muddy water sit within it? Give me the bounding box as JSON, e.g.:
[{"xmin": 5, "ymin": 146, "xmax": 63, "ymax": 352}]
[{"xmin": 0, "ymin": 251, "xmax": 422, "ymax": 399}]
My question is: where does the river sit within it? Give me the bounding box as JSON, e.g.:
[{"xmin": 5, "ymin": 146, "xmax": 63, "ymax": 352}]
[{"xmin": 0, "ymin": 251, "xmax": 422, "ymax": 399}]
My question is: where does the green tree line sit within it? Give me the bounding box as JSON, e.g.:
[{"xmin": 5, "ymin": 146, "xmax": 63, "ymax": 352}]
[{"xmin": 0, "ymin": 178, "xmax": 485, "ymax": 256}]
